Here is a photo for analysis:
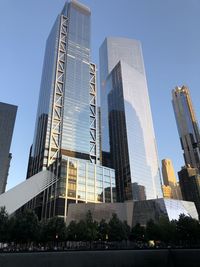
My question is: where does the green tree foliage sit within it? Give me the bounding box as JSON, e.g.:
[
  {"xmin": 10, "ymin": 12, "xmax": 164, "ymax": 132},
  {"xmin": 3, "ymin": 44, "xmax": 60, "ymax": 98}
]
[
  {"xmin": 130, "ymin": 223, "xmax": 145, "ymax": 241},
  {"xmin": 66, "ymin": 221, "xmax": 77, "ymax": 241},
  {"xmin": 75, "ymin": 220, "xmax": 88, "ymax": 240},
  {"xmin": 74, "ymin": 211, "xmax": 98, "ymax": 241},
  {"xmin": 108, "ymin": 213, "xmax": 129, "ymax": 241},
  {"xmin": 66, "ymin": 211, "xmax": 98, "ymax": 241},
  {"xmin": 123, "ymin": 221, "xmax": 131, "ymax": 240},
  {"xmin": 84, "ymin": 210, "xmax": 98, "ymax": 241},
  {"xmin": 12, "ymin": 209, "xmax": 39, "ymax": 243},
  {"xmin": 157, "ymin": 216, "xmax": 177, "ymax": 243},
  {"xmin": 98, "ymin": 219, "xmax": 109, "ymax": 241},
  {"xmin": 145, "ymin": 215, "xmax": 200, "ymax": 244},
  {"xmin": 176, "ymin": 214, "xmax": 200, "ymax": 244},
  {"xmin": 0, "ymin": 206, "xmax": 9, "ymax": 242},
  {"xmin": 1, "ymin": 206, "xmax": 200, "ymax": 246},
  {"xmin": 6, "ymin": 216, "xmax": 16, "ymax": 242},
  {"xmin": 146, "ymin": 219, "xmax": 161, "ymax": 241},
  {"xmin": 41, "ymin": 217, "xmax": 67, "ymax": 242}
]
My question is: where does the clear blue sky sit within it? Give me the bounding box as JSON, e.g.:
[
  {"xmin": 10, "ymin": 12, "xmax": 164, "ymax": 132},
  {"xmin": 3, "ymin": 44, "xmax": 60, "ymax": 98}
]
[{"xmin": 1, "ymin": 0, "xmax": 200, "ymax": 190}]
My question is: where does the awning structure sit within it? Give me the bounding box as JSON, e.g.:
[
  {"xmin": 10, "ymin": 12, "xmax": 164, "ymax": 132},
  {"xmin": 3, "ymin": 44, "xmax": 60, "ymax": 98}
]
[{"xmin": 0, "ymin": 170, "xmax": 57, "ymax": 214}]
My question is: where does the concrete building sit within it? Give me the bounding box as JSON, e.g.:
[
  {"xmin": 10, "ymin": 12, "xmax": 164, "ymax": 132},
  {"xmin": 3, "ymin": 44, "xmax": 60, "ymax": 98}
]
[
  {"xmin": 161, "ymin": 159, "xmax": 182, "ymax": 199},
  {"xmin": 162, "ymin": 185, "xmax": 172, "ymax": 199},
  {"xmin": 0, "ymin": 102, "xmax": 17, "ymax": 194},
  {"xmin": 67, "ymin": 199, "xmax": 198, "ymax": 227},
  {"xmin": 162, "ymin": 159, "xmax": 177, "ymax": 185},
  {"xmin": 0, "ymin": 170, "xmax": 197, "ymax": 224}
]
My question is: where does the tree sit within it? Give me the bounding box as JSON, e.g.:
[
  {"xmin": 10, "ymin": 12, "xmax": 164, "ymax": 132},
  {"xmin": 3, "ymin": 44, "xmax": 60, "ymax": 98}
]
[
  {"xmin": 145, "ymin": 219, "xmax": 161, "ymax": 241},
  {"xmin": 108, "ymin": 213, "xmax": 128, "ymax": 241},
  {"xmin": 98, "ymin": 219, "xmax": 109, "ymax": 241},
  {"xmin": 176, "ymin": 214, "xmax": 200, "ymax": 244},
  {"xmin": 0, "ymin": 206, "xmax": 9, "ymax": 242},
  {"xmin": 42, "ymin": 217, "xmax": 67, "ymax": 242},
  {"xmin": 39, "ymin": 220, "xmax": 48, "ymax": 243},
  {"xmin": 84, "ymin": 210, "xmax": 98, "ymax": 241},
  {"xmin": 130, "ymin": 223, "xmax": 145, "ymax": 242},
  {"xmin": 66, "ymin": 221, "xmax": 78, "ymax": 241},
  {"xmin": 13, "ymin": 209, "xmax": 39, "ymax": 243},
  {"xmin": 123, "ymin": 221, "xmax": 131, "ymax": 240},
  {"xmin": 157, "ymin": 216, "xmax": 177, "ymax": 243},
  {"xmin": 75, "ymin": 220, "xmax": 88, "ymax": 240}
]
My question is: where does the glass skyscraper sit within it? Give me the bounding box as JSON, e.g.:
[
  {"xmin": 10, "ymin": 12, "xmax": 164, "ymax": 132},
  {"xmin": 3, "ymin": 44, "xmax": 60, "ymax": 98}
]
[
  {"xmin": 100, "ymin": 37, "xmax": 162, "ymax": 201},
  {"xmin": 26, "ymin": 1, "xmax": 115, "ymax": 219},
  {"xmin": 172, "ymin": 86, "xmax": 200, "ymax": 170},
  {"xmin": 27, "ymin": 1, "xmax": 99, "ymax": 177},
  {"xmin": 0, "ymin": 102, "xmax": 17, "ymax": 194}
]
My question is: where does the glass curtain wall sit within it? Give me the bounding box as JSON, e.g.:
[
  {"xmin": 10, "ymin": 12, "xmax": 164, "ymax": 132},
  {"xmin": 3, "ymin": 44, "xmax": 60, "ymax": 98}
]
[{"xmin": 100, "ymin": 37, "xmax": 163, "ymax": 201}]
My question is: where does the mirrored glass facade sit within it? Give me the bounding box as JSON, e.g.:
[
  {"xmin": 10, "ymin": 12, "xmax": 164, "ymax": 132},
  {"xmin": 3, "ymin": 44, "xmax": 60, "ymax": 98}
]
[
  {"xmin": 62, "ymin": 3, "xmax": 91, "ymax": 155},
  {"xmin": 28, "ymin": 16, "xmax": 60, "ymax": 175},
  {"xmin": 26, "ymin": 1, "xmax": 115, "ymax": 219},
  {"xmin": 100, "ymin": 37, "xmax": 162, "ymax": 201},
  {"xmin": 132, "ymin": 198, "xmax": 199, "ymax": 225},
  {"xmin": 40, "ymin": 155, "xmax": 116, "ymax": 219},
  {"xmin": 27, "ymin": 1, "xmax": 100, "ymax": 178},
  {"xmin": 172, "ymin": 86, "xmax": 200, "ymax": 170}
]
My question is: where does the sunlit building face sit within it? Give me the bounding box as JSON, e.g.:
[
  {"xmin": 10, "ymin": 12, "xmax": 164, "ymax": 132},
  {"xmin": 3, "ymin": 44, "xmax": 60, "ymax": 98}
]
[
  {"xmin": 100, "ymin": 37, "xmax": 163, "ymax": 201},
  {"xmin": 26, "ymin": 1, "xmax": 115, "ymax": 220},
  {"xmin": 28, "ymin": 1, "xmax": 99, "ymax": 176},
  {"xmin": 172, "ymin": 86, "xmax": 200, "ymax": 170}
]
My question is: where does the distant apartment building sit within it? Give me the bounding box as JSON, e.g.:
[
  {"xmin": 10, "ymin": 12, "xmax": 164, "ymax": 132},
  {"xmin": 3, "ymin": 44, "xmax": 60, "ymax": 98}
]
[
  {"xmin": 172, "ymin": 86, "xmax": 200, "ymax": 170},
  {"xmin": 0, "ymin": 102, "xmax": 17, "ymax": 194},
  {"xmin": 172, "ymin": 86, "xmax": 200, "ymax": 215}
]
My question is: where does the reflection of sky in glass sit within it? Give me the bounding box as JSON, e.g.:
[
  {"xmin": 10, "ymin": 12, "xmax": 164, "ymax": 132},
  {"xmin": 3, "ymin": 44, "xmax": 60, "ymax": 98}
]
[
  {"xmin": 164, "ymin": 199, "xmax": 194, "ymax": 221},
  {"xmin": 100, "ymin": 37, "xmax": 163, "ymax": 201},
  {"xmin": 173, "ymin": 91, "xmax": 196, "ymax": 138},
  {"xmin": 59, "ymin": 156, "xmax": 116, "ymax": 203},
  {"xmin": 172, "ymin": 87, "xmax": 200, "ymax": 169},
  {"xmin": 32, "ymin": 16, "xmax": 60, "ymax": 159},
  {"xmin": 62, "ymin": 3, "xmax": 91, "ymax": 154},
  {"xmin": 32, "ymin": 2, "xmax": 92, "ymax": 165},
  {"xmin": 132, "ymin": 199, "xmax": 198, "ymax": 225}
]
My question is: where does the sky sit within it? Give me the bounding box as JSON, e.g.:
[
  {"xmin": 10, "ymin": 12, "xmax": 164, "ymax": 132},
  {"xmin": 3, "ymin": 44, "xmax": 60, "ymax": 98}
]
[{"xmin": 1, "ymin": 0, "xmax": 200, "ymax": 190}]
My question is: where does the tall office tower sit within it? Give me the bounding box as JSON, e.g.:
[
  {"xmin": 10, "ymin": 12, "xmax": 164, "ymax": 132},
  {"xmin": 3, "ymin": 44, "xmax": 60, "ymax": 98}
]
[
  {"xmin": 27, "ymin": 0, "xmax": 98, "ymax": 177},
  {"xmin": 0, "ymin": 102, "xmax": 17, "ymax": 194},
  {"xmin": 26, "ymin": 1, "xmax": 115, "ymax": 219},
  {"xmin": 172, "ymin": 86, "xmax": 200, "ymax": 170},
  {"xmin": 178, "ymin": 166, "xmax": 200, "ymax": 218},
  {"xmin": 99, "ymin": 37, "xmax": 162, "ymax": 202},
  {"xmin": 161, "ymin": 159, "xmax": 182, "ymax": 199},
  {"xmin": 162, "ymin": 159, "xmax": 177, "ymax": 185}
]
